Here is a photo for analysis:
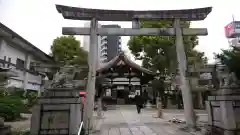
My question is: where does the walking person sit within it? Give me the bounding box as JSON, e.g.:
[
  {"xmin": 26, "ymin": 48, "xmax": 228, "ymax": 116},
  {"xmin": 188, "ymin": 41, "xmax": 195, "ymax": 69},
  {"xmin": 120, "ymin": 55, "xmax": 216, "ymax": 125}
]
[{"xmin": 135, "ymin": 93, "xmax": 144, "ymax": 114}]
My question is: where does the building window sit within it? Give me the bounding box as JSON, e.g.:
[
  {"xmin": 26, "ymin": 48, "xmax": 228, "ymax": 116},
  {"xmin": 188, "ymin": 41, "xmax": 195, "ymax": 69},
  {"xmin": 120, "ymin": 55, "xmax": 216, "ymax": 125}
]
[
  {"xmin": 29, "ymin": 62, "xmax": 35, "ymax": 71},
  {"xmin": 8, "ymin": 57, "xmax": 11, "ymax": 68},
  {"xmin": 29, "ymin": 62, "xmax": 40, "ymax": 72},
  {"xmin": 3, "ymin": 56, "xmax": 6, "ymax": 67},
  {"xmin": 16, "ymin": 58, "xmax": 25, "ymax": 70}
]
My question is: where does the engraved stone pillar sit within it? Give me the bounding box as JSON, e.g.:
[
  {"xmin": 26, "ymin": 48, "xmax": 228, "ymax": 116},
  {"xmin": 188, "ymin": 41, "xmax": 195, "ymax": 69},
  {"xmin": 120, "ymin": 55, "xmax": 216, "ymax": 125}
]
[
  {"xmin": 30, "ymin": 88, "xmax": 82, "ymax": 135},
  {"xmin": 174, "ymin": 19, "xmax": 196, "ymax": 128}
]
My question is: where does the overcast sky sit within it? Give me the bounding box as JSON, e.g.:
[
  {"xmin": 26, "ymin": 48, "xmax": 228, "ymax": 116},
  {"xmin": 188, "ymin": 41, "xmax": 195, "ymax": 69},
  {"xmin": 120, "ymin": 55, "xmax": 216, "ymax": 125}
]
[{"xmin": 0, "ymin": 0, "xmax": 240, "ymax": 64}]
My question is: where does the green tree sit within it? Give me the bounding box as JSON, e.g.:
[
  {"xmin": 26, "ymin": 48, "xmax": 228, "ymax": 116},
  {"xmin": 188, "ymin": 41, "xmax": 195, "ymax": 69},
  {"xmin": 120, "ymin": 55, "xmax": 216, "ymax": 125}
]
[
  {"xmin": 128, "ymin": 21, "xmax": 207, "ymax": 73},
  {"xmin": 215, "ymin": 47, "xmax": 240, "ymax": 80},
  {"xmin": 51, "ymin": 36, "xmax": 88, "ymax": 66},
  {"xmin": 128, "ymin": 21, "xmax": 207, "ymax": 106}
]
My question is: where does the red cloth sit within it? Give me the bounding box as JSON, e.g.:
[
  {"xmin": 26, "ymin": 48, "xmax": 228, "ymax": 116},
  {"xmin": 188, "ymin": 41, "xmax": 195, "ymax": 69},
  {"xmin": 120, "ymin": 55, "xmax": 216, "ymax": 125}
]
[
  {"xmin": 81, "ymin": 97, "xmax": 86, "ymax": 106},
  {"xmin": 79, "ymin": 91, "xmax": 86, "ymax": 105},
  {"xmin": 79, "ymin": 91, "xmax": 86, "ymax": 95}
]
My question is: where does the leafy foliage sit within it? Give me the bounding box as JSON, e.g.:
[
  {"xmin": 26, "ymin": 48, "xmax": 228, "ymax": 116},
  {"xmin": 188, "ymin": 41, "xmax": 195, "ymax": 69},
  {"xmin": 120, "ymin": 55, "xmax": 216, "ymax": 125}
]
[
  {"xmin": 0, "ymin": 88, "xmax": 39, "ymax": 120},
  {"xmin": 128, "ymin": 21, "xmax": 207, "ymax": 73},
  {"xmin": 128, "ymin": 21, "xmax": 207, "ymax": 106},
  {"xmin": 0, "ymin": 96, "xmax": 24, "ymax": 121},
  {"xmin": 51, "ymin": 36, "xmax": 88, "ymax": 66},
  {"xmin": 215, "ymin": 47, "xmax": 240, "ymax": 79},
  {"xmin": 12, "ymin": 130, "xmax": 31, "ymax": 135}
]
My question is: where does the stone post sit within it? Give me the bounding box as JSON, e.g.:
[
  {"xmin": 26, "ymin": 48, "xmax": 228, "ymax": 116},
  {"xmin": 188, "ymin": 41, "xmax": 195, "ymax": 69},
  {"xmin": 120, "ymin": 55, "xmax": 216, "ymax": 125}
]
[
  {"xmin": 97, "ymin": 97, "xmax": 103, "ymax": 118},
  {"xmin": 84, "ymin": 17, "xmax": 98, "ymax": 130},
  {"xmin": 174, "ymin": 19, "xmax": 196, "ymax": 129},
  {"xmin": 156, "ymin": 97, "xmax": 163, "ymax": 118}
]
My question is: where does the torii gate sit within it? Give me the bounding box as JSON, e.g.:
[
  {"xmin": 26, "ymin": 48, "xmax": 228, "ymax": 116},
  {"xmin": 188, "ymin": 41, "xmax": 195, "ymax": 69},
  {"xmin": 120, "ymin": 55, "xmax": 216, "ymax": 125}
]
[{"xmin": 56, "ymin": 5, "xmax": 212, "ymax": 130}]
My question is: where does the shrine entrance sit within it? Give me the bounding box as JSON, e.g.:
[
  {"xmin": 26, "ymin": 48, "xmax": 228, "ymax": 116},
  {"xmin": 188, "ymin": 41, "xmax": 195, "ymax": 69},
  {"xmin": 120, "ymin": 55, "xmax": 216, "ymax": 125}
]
[
  {"xmin": 97, "ymin": 52, "xmax": 155, "ymax": 105},
  {"xmin": 56, "ymin": 4, "xmax": 212, "ymax": 129}
]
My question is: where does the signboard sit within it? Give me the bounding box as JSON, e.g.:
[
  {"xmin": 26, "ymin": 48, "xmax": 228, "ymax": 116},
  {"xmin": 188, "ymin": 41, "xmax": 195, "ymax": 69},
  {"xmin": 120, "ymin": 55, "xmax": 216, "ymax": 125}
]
[{"xmin": 225, "ymin": 21, "xmax": 240, "ymax": 38}]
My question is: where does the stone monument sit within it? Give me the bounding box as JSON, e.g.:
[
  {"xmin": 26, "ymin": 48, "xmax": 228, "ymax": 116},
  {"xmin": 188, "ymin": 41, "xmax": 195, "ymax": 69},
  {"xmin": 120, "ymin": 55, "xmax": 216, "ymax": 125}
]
[
  {"xmin": 30, "ymin": 66, "xmax": 87, "ymax": 135},
  {"xmin": 205, "ymin": 65, "xmax": 240, "ymax": 135}
]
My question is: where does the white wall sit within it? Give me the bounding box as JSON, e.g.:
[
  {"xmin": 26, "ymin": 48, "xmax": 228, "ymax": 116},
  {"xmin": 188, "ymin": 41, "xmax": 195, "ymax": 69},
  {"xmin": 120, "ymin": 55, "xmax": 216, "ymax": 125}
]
[{"xmin": 0, "ymin": 39, "xmax": 45, "ymax": 91}]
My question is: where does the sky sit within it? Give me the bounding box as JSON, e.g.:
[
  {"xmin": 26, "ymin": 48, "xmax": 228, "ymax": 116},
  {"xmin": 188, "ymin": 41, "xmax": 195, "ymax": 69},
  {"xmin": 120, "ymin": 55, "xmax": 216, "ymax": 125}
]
[{"xmin": 0, "ymin": 0, "xmax": 240, "ymax": 64}]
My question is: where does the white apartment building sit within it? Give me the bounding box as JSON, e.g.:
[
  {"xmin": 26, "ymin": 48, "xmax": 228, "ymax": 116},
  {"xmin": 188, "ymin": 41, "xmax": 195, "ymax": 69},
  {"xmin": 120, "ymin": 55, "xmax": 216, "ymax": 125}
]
[
  {"xmin": 82, "ymin": 22, "xmax": 103, "ymax": 68},
  {"xmin": 0, "ymin": 22, "xmax": 54, "ymax": 91},
  {"xmin": 100, "ymin": 25, "xmax": 122, "ymax": 64}
]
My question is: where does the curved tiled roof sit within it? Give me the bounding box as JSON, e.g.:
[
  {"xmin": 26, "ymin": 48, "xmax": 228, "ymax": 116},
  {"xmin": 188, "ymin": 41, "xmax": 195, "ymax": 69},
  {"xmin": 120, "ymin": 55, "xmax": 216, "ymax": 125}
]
[{"xmin": 97, "ymin": 52, "xmax": 155, "ymax": 75}]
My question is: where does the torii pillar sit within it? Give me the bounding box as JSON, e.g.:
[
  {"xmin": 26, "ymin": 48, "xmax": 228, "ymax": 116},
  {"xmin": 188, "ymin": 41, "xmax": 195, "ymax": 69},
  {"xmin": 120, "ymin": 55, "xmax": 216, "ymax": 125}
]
[{"xmin": 174, "ymin": 19, "xmax": 196, "ymax": 128}]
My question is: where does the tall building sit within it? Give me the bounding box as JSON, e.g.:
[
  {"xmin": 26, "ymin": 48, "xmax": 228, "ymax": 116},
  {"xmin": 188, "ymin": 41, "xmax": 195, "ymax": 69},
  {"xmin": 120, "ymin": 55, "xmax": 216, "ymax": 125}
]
[
  {"xmin": 100, "ymin": 25, "xmax": 122, "ymax": 63},
  {"xmin": 82, "ymin": 22, "xmax": 102, "ymax": 67}
]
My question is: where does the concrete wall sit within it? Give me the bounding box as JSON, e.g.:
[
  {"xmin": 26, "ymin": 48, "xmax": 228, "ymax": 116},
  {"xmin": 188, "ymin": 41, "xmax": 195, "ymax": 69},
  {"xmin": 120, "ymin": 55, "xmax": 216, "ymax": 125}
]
[{"xmin": 0, "ymin": 39, "xmax": 47, "ymax": 91}]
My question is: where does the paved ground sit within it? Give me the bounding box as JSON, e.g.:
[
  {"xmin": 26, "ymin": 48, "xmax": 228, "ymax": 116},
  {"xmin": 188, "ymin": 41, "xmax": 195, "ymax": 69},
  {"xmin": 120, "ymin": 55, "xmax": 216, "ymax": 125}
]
[
  {"xmin": 91, "ymin": 106, "xmax": 208, "ymax": 135},
  {"xmin": 5, "ymin": 113, "xmax": 31, "ymax": 131},
  {"xmin": 5, "ymin": 106, "xmax": 208, "ymax": 135}
]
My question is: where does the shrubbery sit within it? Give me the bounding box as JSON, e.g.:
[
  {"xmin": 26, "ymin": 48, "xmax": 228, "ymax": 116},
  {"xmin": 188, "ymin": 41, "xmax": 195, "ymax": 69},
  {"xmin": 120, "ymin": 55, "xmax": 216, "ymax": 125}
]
[
  {"xmin": 0, "ymin": 87, "xmax": 39, "ymax": 121},
  {"xmin": 12, "ymin": 131, "xmax": 31, "ymax": 135},
  {"xmin": 0, "ymin": 96, "xmax": 24, "ymax": 121},
  {"xmin": 25, "ymin": 90, "xmax": 38, "ymax": 108}
]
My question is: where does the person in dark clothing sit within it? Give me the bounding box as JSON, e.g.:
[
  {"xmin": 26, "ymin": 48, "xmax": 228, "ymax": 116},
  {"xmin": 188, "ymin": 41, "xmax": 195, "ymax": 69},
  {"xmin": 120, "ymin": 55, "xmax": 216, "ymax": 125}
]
[{"xmin": 135, "ymin": 93, "xmax": 144, "ymax": 114}]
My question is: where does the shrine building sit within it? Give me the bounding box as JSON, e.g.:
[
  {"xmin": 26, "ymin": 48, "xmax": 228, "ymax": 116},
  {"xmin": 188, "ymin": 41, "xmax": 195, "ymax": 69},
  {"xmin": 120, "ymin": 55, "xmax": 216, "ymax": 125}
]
[{"xmin": 96, "ymin": 52, "xmax": 155, "ymax": 104}]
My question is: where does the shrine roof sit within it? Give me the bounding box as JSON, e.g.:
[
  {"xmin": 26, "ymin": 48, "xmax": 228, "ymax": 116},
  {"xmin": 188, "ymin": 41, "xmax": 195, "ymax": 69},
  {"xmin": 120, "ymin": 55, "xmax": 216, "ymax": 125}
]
[
  {"xmin": 97, "ymin": 52, "xmax": 155, "ymax": 75},
  {"xmin": 56, "ymin": 5, "xmax": 212, "ymax": 21}
]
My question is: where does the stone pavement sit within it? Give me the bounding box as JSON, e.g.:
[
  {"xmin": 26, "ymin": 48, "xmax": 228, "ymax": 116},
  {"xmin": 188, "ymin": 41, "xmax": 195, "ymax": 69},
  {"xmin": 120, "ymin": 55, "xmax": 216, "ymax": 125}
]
[
  {"xmin": 91, "ymin": 106, "xmax": 208, "ymax": 135},
  {"xmin": 5, "ymin": 113, "xmax": 31, "ymax": 131}
]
